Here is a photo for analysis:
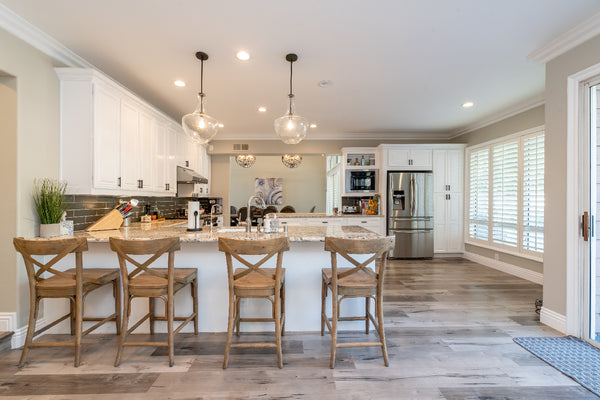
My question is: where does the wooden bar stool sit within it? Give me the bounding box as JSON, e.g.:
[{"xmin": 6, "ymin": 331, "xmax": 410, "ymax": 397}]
[
  {"xmin": 109, "ymin": 237, "xmax": 198, "ymax": 367},
  {"xmin": 321, "ymin": 236, "xmax": 394, "ymax": 368},
  {"xmin": 13, "ymin": 237, "xmax": 121, "ymax": 367},
  {"xmin": 218, "ymin": 237, "xmax": 289, "ymax": 369}
]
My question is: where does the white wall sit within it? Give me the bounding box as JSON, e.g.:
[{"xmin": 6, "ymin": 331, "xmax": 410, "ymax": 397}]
[
  {"xmin": 0, "ymin": 27, "xmax": 61, "ymax": 328},
  {"xmin": 229, "ymin": 155, "xmax": 326, "ymax": 213}
]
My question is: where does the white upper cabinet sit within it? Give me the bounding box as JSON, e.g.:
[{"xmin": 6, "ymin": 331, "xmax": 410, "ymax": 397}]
[
  {"xmin": 380, "ymin": 145, "xmax": 433, "ymax": 170},
  {"xmin": 92, "ymin": 83, "xmax": 121, "ymax": 190},
  {"xmin": 119, "ymin": 98, "xmax": 140, "ymax": 191},
  {"xmin": 56, "ymin": 68, "xmax": 189, "ymax": 196}
]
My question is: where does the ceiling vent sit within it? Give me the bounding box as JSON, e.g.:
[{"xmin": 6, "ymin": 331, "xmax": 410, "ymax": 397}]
[{"xmin": 233, "ymin": 143, "xmax": 250, "ymax": 151}]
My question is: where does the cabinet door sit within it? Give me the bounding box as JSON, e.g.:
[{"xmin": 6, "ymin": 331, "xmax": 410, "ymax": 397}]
[
  {"xmin": 165, "ymin": 128, "xmax": 177, "ymax": 193},
  {"xmin": 138, "ymin": 112, "xmax": 154, "ymax": 190},
  {"xmin": 386, "ymin": 148, "xmax": 410, "ymax": 168},
  {"xmin": 432, "ymin": 150, "xmax": 447, "ymax": 192},
  {"xmin": 446, "ymin": 149, "xmax": 463, "ymax": 193},
  {"xmin": 154, "ymin": 123, "xmax": 167, "ymax": 192},
  {"xmin": 446, "ymin": 192, "xmax": 463, "ymax": 252},
  {"xmin": 119, "ymin": 99, "xmax": 139, "ymax": 191},
  {"xmin": 93, "ymin": 84, "xmax": 121, "ymax": 189},
  {"xmin": 410, "ymin": 149, "xmax": 433, "ymax": 169}
]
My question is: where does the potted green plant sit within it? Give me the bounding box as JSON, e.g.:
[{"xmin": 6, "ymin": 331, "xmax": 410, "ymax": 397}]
[{"xmin": 33, "ymin": 178, "xmax": 68, "ymax": 237}]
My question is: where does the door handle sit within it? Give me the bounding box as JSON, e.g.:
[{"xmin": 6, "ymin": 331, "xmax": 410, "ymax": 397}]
[{"xmin": 583, "ymin": 211, "xmax": 590, "ymax": 242}]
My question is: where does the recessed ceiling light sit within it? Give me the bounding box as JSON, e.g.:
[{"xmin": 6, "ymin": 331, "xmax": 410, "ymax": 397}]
[
  {"xmin": 174, "ymin": 80, "xmax": 186, "ymax": 87},
  {"xmin": 218, "ymin": 123, "xmax": 224, "ymax": 128},
  {"xmin": 258, "ymin": 106, "xmax": 267, "ymax": 112},
  {"xmin": 318, "ymin": 80, "xmax": 332, "ymax": 88},
  {"xmin": 462, "ymin": 101, "xmax": 474, "ymax": 108},
  {"xmin": 236, "ymin": 51, "xmax": 250, "ymax": 61},
  {"xmin": 310, "ymin": 124, "xmax": 317, "ymax": 128}
]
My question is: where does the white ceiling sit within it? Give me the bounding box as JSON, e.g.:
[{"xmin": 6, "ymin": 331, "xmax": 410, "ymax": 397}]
[{"xmin": 2, "ymin": 0, "xmax": 600, "ymax": 141}]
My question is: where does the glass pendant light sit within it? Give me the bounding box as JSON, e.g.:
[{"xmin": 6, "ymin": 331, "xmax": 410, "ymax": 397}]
[
  {"xmin": 282, "ymin": 154, "xmax": 302, "ymax": 168},
  {"xmin": 236, "ymin": 154, "xmax": 256, "ymax": 168},
  {"xmin": 182, "ymin": 51, "xmax": 220, "ymax": 144},
  {"xmin": 274, "ymin": 53, "xmax": 309, "ymax": 144}
]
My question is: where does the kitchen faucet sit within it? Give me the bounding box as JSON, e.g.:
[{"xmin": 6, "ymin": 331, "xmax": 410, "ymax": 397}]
[
  {"xmin": 247, "ymin": 194, "xmax": 266, "ymax": 232},
  {"xmin": 210, "ymin": 204, "xmax": 221, "ymax": 233}
]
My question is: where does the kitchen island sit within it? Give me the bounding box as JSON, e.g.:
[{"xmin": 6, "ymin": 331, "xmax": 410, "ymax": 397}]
[{"xmin": 41, "ymin": 221, "xmax": 386, "ymax": 334}]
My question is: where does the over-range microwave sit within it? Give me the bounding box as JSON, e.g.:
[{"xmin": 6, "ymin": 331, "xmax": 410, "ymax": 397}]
[{"xmin": 345, "ymin": 169, "xmax": 378, "ymax": 193}]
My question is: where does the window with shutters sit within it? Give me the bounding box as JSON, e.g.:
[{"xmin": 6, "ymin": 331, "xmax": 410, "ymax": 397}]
[{"xmin": 466, "ymin": 127, "xmax": 544, "ymax": 258}]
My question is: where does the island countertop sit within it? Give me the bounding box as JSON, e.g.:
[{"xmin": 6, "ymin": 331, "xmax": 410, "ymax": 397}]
[
  {"xmin": 273, "ymin": 212, "xmax": 382, "ymax": 218},
  {"xmin": 71, "ymin": 219, "xmax": 383, "ymax": 243}
]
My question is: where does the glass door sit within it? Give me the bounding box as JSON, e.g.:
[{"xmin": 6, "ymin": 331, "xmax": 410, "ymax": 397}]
[{"xmin": 584, "ymin": 81, "xmax": 600, "ymax": 346}]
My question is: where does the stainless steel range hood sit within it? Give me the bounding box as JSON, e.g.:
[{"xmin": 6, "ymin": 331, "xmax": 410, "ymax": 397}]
[{"xmin": 177, "ymin": 166, "xmax": 208, "ymax": 184}]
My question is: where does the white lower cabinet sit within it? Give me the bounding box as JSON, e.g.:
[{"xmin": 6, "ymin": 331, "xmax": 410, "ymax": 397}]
[{"xmin": 278, "ymin": 216, "xmax": 384, "ymax": 234}]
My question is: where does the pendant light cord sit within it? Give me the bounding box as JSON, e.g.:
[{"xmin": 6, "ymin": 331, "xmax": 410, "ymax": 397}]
[{"xmin": 199, "ymin": 58, "xmax": 205, "ymax": 113}]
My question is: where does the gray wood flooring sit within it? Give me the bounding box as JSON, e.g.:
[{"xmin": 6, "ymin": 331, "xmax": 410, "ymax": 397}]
[{"xmin": 1, "ymin": 258, "xmax": 596, "ymax": 399}]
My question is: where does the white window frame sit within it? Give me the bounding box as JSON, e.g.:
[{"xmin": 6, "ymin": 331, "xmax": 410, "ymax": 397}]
[
  {"xmin": 326, "ymin": 155, "xmax": 341, "ymax": 214},
  {"xmin": 464, "ymin": 125, "xmax": 545, "ymax": 262}
]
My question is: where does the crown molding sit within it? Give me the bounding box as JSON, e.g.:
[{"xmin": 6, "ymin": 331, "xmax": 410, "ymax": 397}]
[
  {"xmin": 0, "ymin": 3, "xmax": 93, "ymax": 68},
  {"xmin": 528, "ymin": 11, "xmax": 600, "ymax": 63},
  {"xmin": 449, "ymin": 94, "xmax": 545, "ymax": 139},
  {"xmin": 216, "ymin": 129, "xmax": 452, "ymax": 142}
]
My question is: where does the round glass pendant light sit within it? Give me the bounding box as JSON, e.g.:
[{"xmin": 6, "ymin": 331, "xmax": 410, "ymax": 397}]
[
  {"xmin": 182, "ymin": 51, "xmax": 220, "ymax": 144},
  {"xmin": 274, "ymin": 53, "xmax": 309, "ymax": 144},
  {"xmin": 282, "ymin": 154, "xmax": 302, "ymax": 168},
  {"xmin": 236, "ymin": 154, "xmax": 256, "ymax": 168}
]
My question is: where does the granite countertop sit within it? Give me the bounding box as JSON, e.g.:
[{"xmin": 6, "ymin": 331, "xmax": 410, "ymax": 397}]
[
  {"xmin": 273, "ymin": 213, "xmax": 382, "ymax": 218},
  {"xmin": 70, "ymin": 219, "xmax": 383, "ymax": 243}
]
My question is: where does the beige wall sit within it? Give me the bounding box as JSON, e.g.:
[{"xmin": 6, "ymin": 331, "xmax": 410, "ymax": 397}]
[
  {"xmin": 452, "ymin": 105, "xmax": 545, "ymax": 146},
  {"xmin": 210, "ymin": 154, "xmax": 231, "ymax": 223},
  {"xmin": 229, "ymin": 155, "xmax": 326, "ymax": 214},
  {"xmin": 0, "ymin": 75, "xmax": 18, "ymax": 318},
  {"xmin": 0, "ymin": 27, "xmax": 61, "ymax": 327},
  {"xmin": 452, "ymin": 105, "xmax": 546, "ymax": 274},
  {"xmin": 544, "ymin": 35, "xmax": 600, "ymax": 317}
]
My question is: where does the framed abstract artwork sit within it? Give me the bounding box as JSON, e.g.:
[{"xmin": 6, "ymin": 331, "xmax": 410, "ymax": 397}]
[{"xmin": 255, "ymin": 177, "xmax": 282, "ymax": 205}]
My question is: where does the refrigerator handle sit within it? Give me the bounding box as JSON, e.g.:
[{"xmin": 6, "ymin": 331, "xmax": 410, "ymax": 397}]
[{"xmin": 410, "ymin": 174, "xmax": 415, "ymax": 216}]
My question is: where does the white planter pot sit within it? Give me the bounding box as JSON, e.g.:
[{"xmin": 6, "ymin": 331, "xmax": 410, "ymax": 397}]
[{"xmin": 39, "ymin": 223, "xmax": 62, "ymax": 238}]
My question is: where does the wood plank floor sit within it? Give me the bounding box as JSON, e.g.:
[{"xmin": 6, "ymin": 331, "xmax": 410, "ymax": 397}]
[{"xmin": 1, "ymin": 258, "xmax": 597, "ymax": 399}]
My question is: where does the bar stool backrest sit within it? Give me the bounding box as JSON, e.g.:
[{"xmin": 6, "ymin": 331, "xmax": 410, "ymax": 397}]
[
  {"xmin": 218, "ymin": 237, "xmax": 290, "ymax": 285},
  {"xmin": 324, "ymin": 237, "xmax": 394, "ymax": 286},
  {"xmin": 109, "ymin": 237, "xmax": 181, "ymax": 285},
  {"xmin": 14, "ymin": 237, "xmax": 88, "ymax": 285}
]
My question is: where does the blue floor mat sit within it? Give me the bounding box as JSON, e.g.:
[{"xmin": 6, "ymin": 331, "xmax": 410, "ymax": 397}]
[{"xmin": 514, "ymin": 336, "xmax": 600, "ymax": 397}]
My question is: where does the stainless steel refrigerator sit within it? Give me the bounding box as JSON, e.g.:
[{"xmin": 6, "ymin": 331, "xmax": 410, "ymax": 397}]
[{"xmin": 387, "ymin": 171, "xmax": 434, "ymax": 258}]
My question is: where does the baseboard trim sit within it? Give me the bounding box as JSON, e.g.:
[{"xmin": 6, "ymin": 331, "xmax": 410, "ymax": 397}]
[
  {"xmin": 0, "ymin": 312, "xmax": 16, "ymax": 332},
  {"xmin": 463, "ymin": 251, "xmax": 543, "ymax": 285},
  {"xmin": 540, "ymin": 307, "xmax": 567, "ymax": 334},
  {"xmin": 11, "ymin": 318, "xmax": 47, "ymax": 349}
]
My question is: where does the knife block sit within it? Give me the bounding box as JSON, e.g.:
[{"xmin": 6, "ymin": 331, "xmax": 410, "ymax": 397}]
[{"xmin": 85, "ymin": 209, "xmax": 123, "ymax": 231}]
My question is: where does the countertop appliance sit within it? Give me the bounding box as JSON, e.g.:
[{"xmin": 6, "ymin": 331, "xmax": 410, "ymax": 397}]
[
  {"xmin": 387, "ymin": 171, "xmax": 433, "ymax": 258},
  {"xmin": 345, "ymin": 169, "xmax": 378, "ymax": 193}
]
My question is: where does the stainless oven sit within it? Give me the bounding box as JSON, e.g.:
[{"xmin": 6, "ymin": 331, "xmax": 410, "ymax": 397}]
[{"xmin": 345, "ymin": 169, "xmax": 378, "ymax": 193}]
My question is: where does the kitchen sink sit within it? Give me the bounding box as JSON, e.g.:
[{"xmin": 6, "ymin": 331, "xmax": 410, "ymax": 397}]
[{"xmin": 213, "ymin": 227, "xmax": 246, "ymax": 233}]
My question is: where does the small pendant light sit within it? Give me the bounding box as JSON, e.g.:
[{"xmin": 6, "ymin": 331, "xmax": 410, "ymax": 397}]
[
  {"xmin": 274, "ymin": 53, "xmax": 309, "ymax": 144},
  {"xmin": 282, "ymin": 154, "xmax": 302, "ymax": 168},
  {"xmin": 182, "ymin": 51, "xmax": 220, "ymax": 144}
]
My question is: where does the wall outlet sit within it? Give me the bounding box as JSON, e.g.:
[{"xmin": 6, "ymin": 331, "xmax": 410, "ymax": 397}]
[{"xmin": 494, "ymin": 253, "xmax": 499, "ymax": 261}]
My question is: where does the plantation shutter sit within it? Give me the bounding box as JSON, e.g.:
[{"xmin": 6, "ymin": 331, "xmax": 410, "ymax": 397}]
[
  {"xmin": 492, "ymin": 140, "xmax": 519, "ymax": 247},
  {"xmin": 469, "ymin": 148, "xmax": 489, "ymax": 241},
  {"xmin": 522, "ymin": 133, "xmax": 544, "ymax": 252}
]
